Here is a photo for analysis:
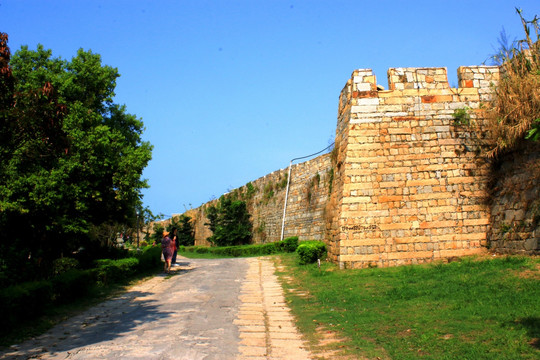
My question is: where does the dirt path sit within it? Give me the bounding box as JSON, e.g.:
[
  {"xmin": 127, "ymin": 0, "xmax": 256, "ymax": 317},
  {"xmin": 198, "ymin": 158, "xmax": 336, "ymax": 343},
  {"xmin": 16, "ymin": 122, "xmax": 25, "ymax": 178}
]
[{"xmin": 1, "ymin": 257, "xmax": 312, "ymax": 360}]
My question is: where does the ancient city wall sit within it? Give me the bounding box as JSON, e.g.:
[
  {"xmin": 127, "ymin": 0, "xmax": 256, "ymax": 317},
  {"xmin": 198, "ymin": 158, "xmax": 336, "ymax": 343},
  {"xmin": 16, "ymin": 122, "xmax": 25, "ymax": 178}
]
[
  {"xmin": 165, "ymin": 64, "xmax": 538, "ymax": 267},
  {"xmin": 186, "ymin": 154, "xmax": 332, "ymax": 246},
  {"xmin": 487, "ymin": 142, "xmax": 540, "ymax": 254},
  {"xmin": 328, "ymin": 66, "xmax": 500, "ymax": 268}
]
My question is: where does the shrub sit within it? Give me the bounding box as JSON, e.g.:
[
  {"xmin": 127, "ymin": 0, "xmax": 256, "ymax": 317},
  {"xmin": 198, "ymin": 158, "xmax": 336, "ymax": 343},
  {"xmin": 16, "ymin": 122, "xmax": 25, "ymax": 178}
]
[
  {"xmin": 0, "ymin": 280, "xmax": 53, "ymax": 328},
  {"xmin": 95, "ymin": 257, "xmax": 139, "ymax": 284},
  {"xmin": 296, "ymin": 241, "xmax": 327, "ymax": 265},
  {"xmin": 51, "ymin": 269, "xmax": 94, "ymax": 304},
  {"xmin": 180, "ymin": 239, "xmax": 299, "ymax": 257},
  {"xmin": 135, "ymin": 245, "xmax": 162, "ymax": 271},
  {"xmin": 52, "ymin": 257, "xmax": 80, "ymax": 276},
  {"xmin": 283, "ymin": 236, "xmax": 299, "ymax": 252}
]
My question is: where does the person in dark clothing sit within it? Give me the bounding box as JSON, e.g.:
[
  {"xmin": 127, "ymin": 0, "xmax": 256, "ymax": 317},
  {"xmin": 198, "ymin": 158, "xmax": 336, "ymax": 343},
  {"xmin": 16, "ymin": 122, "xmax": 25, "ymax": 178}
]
[{"xmin": 171, "ymin": 227, "xmax": 179, "ymax": 264}]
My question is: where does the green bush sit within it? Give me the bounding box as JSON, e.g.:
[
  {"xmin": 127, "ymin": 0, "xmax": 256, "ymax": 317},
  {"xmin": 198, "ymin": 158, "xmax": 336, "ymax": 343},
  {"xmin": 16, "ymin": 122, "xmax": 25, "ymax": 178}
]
[
  {"xmin": 180, "ymin": 239, "xmax": 300, "ymax": 257},
  {"xmin": 95, "ymin": 257, "xmax": 139, "ymax": 284},
  {"xmin": 283, "ymin": 236, "xmax": 299, "ymax": 252},
  {"xmin": 0, "ymin": 280, "xmax": 53, "ymax": 328},
  {"xmin": 296, "ymin": 241, "xmax": 327, "ymax": 265},
  {"xmin": 52, "ymin": 257, "xmax": 80, "ymax": 276},
  {"xmin": 135, "ymin": 245, "xmax": 162, "ymax": 271},
  {"xmin": 51, "ymin": 269, "xmax": 94, "ymax": 304}
]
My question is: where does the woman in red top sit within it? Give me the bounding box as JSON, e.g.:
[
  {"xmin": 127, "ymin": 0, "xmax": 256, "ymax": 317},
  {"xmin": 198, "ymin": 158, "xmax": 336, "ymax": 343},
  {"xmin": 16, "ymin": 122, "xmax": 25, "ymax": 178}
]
[{"xmin": 161, "ymin": 231, "xmax": 174, "ymax": 273}]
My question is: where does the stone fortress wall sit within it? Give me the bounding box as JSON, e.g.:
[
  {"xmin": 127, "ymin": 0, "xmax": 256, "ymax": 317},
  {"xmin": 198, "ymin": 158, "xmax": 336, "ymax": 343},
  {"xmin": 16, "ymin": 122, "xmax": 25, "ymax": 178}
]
[
  {"xmin": 185, "ymin": 153, "xmax": 332, "ymax": 247},
  {"xmin": 171, "ymin": 65, "xmax": 538, "ymax": 268}
]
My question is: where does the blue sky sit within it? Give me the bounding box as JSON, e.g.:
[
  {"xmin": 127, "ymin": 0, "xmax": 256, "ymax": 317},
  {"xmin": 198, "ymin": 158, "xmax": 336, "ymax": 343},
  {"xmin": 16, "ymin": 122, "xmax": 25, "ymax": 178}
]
[{"xmin": 2, "ymin": 1, "xmax": 538, "ymax": 218}]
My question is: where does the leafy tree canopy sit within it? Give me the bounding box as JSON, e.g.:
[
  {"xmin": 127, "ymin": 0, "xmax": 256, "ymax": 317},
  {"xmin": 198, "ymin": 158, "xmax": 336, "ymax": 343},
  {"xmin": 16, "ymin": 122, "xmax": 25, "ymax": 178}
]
[
  {"xmin": 168, "ymin": 214, "xmax": 195, "ymax": 246},
  {"xmin": 205, "ymin": 196, "xmax": 252, "ymax": 247},
  {"xmin": 0, "ymin": 36, "xmax": 152, "ymax": 283}
]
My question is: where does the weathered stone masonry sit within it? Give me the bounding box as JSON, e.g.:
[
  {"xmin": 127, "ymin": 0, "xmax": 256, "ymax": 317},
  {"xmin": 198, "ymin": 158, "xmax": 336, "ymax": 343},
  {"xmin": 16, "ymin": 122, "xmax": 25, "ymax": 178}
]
[
  {"xmin": 327, "ymin": 66, "xmax": 500, "ymax": 268},
  {"xmin": 186, "ymin": 154, "xmax": 332, "ymax": 246},
  {"xmin": 174, "ymin": 64, "xmax": 538, "ymax": 267}
]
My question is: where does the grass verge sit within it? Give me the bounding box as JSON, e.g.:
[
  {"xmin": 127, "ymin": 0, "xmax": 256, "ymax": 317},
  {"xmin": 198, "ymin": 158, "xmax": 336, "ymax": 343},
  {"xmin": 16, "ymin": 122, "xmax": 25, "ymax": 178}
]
[{"xmin": 275, "ymin": 254, "xmax": 540, "ymax": 359}]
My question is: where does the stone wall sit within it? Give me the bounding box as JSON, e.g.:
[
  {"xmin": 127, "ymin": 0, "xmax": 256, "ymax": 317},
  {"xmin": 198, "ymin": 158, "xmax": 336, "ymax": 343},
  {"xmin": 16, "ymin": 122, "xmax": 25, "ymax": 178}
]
[
  {"xmin": 186, "ymin": 154, "xmax": 332, "ymax": 246},
  {"xmin": 487, "ymin": 142, "xmax": 540, "ymax": 254},
  {"xmin": 162, "ymin": 64, "xmax": 538, "ymax": 268},
  {"xmin": 329, "ymin": 66, "xmax": 500, "ymax": 268}
]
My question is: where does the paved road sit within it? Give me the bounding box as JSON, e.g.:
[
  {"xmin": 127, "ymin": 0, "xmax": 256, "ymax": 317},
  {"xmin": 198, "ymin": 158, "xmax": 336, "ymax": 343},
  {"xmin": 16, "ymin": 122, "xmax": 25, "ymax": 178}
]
[{"xmin": 1, "ymin": 257, "xmax": 312, "ymax": 360}]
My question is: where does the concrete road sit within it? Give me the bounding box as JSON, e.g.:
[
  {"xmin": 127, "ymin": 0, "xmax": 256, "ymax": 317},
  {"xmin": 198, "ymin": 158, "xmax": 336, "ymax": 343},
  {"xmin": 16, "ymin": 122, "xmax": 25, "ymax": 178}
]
[{"xmin": 1, "ymin": 257, "xmax": 312, "ymax": 360}]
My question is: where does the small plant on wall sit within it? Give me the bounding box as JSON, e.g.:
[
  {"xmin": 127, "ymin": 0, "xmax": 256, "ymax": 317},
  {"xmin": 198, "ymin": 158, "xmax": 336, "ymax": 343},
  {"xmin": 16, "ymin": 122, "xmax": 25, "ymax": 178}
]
[
  {"xmin": 453, "ymin": 107, "xmax": 471, "ymax": 126},
  {"xmin": 263, "ymin": 182, "xmax": 275, "ymax": 204},
  {"xmin": 305, "ymin": 173, "xmax": 320, "ymax": 205}
]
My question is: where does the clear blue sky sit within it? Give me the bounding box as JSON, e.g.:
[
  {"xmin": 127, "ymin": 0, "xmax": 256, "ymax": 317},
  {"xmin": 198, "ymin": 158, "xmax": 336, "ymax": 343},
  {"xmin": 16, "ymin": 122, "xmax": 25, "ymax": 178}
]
[{"xmin": 2, "ymin": 1, "xmax": 538, "ymax": 218}]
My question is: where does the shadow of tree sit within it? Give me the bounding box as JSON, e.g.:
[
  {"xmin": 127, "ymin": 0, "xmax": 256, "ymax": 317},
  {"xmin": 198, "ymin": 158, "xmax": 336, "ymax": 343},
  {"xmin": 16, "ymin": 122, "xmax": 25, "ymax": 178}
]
[
  {"xmin": 1, "ymin": 266, "xmax": 197, "ymax": 360},
  {"xmin": 515, "ymin": 317, "xmax": 540, "ymax": 349}
]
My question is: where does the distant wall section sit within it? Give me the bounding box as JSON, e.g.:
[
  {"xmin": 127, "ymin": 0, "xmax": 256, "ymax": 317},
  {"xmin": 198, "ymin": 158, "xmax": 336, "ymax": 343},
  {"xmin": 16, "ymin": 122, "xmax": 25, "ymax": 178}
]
[{"xmin": 187, "ymin": 154, "xmax": 333, "ymax": 246}]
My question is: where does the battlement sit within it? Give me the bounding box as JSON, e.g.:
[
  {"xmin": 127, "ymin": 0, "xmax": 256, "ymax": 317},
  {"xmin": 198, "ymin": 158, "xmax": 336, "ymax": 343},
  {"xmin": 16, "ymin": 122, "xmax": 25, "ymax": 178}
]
[
  {"xmin": 348, "ymin": 66, "xmax": 500, "ymax": 91},
  {"xmin": 339, "ymin": 66, "xmax": 500, "ymax": 120}
]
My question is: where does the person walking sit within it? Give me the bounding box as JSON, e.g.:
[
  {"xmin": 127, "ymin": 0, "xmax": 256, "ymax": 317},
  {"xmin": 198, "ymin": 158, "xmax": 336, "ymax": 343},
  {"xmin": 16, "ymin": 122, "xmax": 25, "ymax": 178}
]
[
  {"xmin": 171, "ymin": 227, "xmax": 179, "ymax": 265},
  {"xmin": 161, "ymin": 230, "xmax": 174, "ymax": 273}
]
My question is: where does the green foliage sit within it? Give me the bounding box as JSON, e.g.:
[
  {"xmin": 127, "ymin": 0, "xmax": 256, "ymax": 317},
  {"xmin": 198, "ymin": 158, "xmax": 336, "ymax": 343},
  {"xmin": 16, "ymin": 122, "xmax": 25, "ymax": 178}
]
[
  {"xmin": 134, "ymin": 245, "xmax": 162, "ymax": 271},
  {"xmin": 180, "ymin": 238, "xmax": 299, "ymax": 258},
  {"xmin": 327, "ymin": 168, "xmax": 334, "ymax": 193},
  {"xmin": 52, "ymin": 257, "xmax": 80, "ymax": 276},
  {"xmin": 483, "ymin": 10, "xmax": 540, "ymax": 156},
  {"xmin": 169, "ymin": 214, "xmax": 195, "ymax": 246},
  {"xmin": 525, "ymin": 118, "xmax": 540, "ymax": 141},
  {"xmin": 0, "ymin": 280, "xmax": 53, "ymax": 328},
  {"xmin": 263, "ymin": 182, "xmax": 274, "ymax": 203},
  {"xmin": 296, "ymin": 241, "xmax": 327, "ymax": 265},
  {"xmin": 0, "ymin": 37, "xmax": 152, "ymax": 283},
  {"xmin": 94, "ymin": 257, "xmax": 139, "ymax": 285},
  {"xmin": 151, "ymin": 223, "xmax": 165, "ymax": 245},
  {"xmin": 500, "ymin": 223, "xmax": 512, "ymax": 234},
  {"xmin": 0, "ymin": 245, "xmax": 162, "ymax": 340},
  {"xmin": 278, "ymin": 173, "xmax": 288, "ymax": 189},
  {"xmin": 452, "ymin": 107, "xmax": 471, "ymax": 126},
  {"xmin": 283, "ymin": 236, "xmax": 299, "ymax": 252},
  {"xmin": 51, "ymin": 269, "xmax": 94, "ymax": 304},
  {"xmin": 244, "ymin": 182, "xmax": 257, "ymax": 199},
  {"xmin": 205, "ymin": 196, "xmax": 252, "ymax": 247},
  {"xmin": 255, "ymin": 219, "xmax": 266, "ymax": 234}
]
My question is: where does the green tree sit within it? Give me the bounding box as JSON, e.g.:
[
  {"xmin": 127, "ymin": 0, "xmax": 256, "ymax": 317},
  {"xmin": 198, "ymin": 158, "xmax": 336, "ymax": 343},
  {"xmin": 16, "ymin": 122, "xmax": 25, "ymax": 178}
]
[
  {"xmin": 151, "ymin": 223, "xmax": 165, "ymax": 245},
  {"xmin": 169, "ymin": 214, "xmax": 195, "ymax": 246},
  {"xmin": 205, "ymin": 197, "xmax": 252, "ymax": 247},
  {"xmin": 0, "ymin": 37, "xmax": 152, "ymax": 283}
]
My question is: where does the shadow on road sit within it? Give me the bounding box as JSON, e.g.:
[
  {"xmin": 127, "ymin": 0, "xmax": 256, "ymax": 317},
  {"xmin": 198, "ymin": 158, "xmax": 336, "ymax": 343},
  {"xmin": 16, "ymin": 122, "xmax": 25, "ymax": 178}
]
[{"xmin": 1, "ymin": 265, "xmax": 196, "ymax": 359}]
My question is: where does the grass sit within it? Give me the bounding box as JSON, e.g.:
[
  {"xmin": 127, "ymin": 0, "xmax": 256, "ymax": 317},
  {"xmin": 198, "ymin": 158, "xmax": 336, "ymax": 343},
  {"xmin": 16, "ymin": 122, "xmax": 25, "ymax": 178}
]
[{"xmin": 275, "ymin": 254, "xmax": 540, "ymax": 359}]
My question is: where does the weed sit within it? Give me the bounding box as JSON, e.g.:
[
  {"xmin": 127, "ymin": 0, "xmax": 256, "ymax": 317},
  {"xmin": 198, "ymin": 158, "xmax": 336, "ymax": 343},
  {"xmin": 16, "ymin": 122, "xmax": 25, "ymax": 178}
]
[
  {"xmin": 500, "ymin": 223, "xmax": 512, "ymax": 234},
  {"xmin": 327, "ymin": 168, "xmax": 334, "ymax": 194},
  {"xmin": 453, "ymin": 107, "xmax": 471, "ymax": 126}
]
